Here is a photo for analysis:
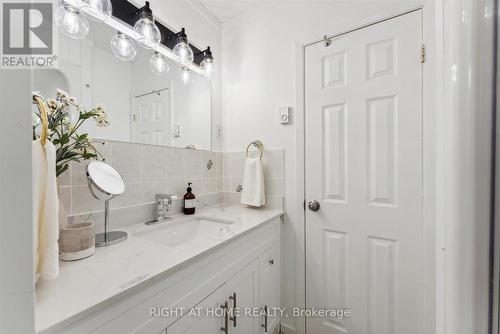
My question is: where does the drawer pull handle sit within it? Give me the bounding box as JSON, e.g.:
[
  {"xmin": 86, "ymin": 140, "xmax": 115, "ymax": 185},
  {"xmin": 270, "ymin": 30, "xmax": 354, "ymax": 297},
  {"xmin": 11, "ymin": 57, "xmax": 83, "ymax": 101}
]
[
  {"xmin": 220, "ymin": 301, "xmax": 229, "ymax": 333},
  {"xmin": 229, "ymin": 292, "xmax": 237, "ymax": 327},
  {"xmin": 269, "ymin": 258, "xmax": 275, "ymax": 265}
]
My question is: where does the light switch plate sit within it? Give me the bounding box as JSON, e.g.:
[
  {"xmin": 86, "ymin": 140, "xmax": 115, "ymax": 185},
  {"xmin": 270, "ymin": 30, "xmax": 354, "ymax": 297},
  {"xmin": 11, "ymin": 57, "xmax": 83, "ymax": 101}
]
[
  {"xmin": 279, "ymin": 106, "xmax": 292, "ymax": 124},
  {"xmin": 216, "ymin": 124, "xmax": 223, "ymax": 138},
  {"xmin": 173, "ymin": 124, "xmax": 181, "ymax": 137}
]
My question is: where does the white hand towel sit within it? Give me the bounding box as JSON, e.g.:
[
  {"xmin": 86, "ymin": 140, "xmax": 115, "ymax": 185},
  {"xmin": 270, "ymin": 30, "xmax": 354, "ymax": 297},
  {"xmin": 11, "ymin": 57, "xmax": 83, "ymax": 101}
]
[
  {"xmin": 33, "ymin": 139, "xmax": 59, "ymax": 282},
  {"xmin": 240, "ymin": 157, "xmax": 265, "ymax": 207}
]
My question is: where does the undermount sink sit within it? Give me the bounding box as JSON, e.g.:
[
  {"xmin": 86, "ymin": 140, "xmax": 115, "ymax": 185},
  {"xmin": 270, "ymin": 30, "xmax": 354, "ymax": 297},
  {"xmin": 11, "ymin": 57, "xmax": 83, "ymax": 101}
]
[{"xmin": 134, "ymin": 217, "xmax": 236, "ymax": 247}]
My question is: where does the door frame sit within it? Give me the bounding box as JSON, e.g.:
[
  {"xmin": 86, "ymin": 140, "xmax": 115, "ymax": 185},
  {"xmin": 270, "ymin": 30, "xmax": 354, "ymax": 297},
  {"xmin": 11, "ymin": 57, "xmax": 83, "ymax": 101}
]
[{"xmin": 293, "ymin": 3, "xmax": 442, "ymax": 334}]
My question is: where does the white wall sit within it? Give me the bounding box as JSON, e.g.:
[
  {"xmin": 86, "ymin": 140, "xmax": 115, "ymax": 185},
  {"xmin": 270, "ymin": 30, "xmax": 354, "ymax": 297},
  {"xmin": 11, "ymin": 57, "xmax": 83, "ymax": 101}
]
[
  {"xmin": 0, "ymin": 71, "xmax": 35, "ymax": 333},
  {"xmin": 221, "ymin": 1, "xmax": 427, "ymax": 332},
  {"xmin": 438, "ymin": 0, "xmax": 495, "ymax": 333}
]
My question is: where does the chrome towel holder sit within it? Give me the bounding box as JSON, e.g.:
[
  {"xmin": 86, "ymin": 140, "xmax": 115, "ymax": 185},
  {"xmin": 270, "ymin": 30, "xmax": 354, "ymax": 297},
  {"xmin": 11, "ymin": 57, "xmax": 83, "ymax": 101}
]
[{"xmin": 246, "ymin": 140, "xmax": 264, "ymax": 159}]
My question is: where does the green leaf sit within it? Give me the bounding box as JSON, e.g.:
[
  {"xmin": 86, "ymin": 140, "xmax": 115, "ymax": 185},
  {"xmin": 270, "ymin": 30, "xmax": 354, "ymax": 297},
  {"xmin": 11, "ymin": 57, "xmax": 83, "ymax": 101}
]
[
  {"xmin": 61, "ymin": 133, "xmax": 70, "ymax": 145},
  {"xmin": 56, "ymin": 163, "xmax": 69, "ymax": 177}
]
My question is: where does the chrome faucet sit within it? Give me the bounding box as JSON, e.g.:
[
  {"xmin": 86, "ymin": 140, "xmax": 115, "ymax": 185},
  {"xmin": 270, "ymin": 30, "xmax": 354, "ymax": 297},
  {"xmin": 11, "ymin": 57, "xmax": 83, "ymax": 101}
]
[{"xmin": 146, "ymin": 194, "xmax": 177, "ymax": 225}]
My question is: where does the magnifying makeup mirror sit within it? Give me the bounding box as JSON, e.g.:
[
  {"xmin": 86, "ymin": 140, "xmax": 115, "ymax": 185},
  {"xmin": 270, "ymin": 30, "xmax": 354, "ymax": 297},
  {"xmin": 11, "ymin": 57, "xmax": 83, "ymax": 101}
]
[{"xmin": 86, "ymin": 161, "xmax": 128, "ymax": 247}]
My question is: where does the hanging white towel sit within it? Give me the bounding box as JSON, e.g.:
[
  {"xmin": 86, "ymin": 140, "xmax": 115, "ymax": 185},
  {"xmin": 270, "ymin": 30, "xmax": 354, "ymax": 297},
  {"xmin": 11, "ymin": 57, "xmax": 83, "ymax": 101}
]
[
  {"xmin": 33, "ymin": 139, "xmax": 59, "ymax": 282},
  {"xmin": 241, "ymin": 157, "xmax": 265, "ymax": 207}
]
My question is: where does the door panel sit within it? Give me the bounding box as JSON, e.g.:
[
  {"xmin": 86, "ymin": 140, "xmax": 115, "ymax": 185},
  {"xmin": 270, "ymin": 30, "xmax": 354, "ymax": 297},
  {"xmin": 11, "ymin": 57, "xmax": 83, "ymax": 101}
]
[
  {"xmin": 259, "ymin": 245, "xmax": 280, "ymax": 333},
  {"xmin": 167, "ymin": 284, "xmax": 226, "ymax": 334},
  {"xmin": 133, "ymin": 90, "xmax": 171, "ymax": 146},
  {"xmin": 305, "ymin": 11, "xmax": 422, "ymax": 334},
  {"xmin": 226, "ymin": 259, "xmax": 260, "ymax": 334}
]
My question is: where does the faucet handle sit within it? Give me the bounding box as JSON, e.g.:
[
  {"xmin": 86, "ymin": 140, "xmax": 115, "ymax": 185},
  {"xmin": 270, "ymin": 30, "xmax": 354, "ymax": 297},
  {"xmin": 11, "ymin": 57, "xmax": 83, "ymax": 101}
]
[{"xmin": 155, "ymin": 194, "xmax": 178, "ymax": 208}]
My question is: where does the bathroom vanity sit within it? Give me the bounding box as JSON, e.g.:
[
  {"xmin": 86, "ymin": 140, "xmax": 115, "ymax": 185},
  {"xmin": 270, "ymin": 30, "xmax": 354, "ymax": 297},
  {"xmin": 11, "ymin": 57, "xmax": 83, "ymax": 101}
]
[{"xmin": 36, "ymin": 205, "xmax": 283, "ymax": 334}]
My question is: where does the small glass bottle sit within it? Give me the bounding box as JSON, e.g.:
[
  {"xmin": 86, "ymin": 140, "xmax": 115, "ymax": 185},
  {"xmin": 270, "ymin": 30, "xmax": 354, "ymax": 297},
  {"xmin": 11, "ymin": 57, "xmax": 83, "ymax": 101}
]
[{"xmin": 183, "ymin": 182, "xmax": 195, "ymax": 215}]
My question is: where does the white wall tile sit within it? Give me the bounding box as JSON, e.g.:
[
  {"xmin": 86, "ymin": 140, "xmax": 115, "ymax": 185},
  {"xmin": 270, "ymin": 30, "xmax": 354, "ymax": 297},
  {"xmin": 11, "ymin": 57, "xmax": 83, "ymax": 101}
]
[
  {"xmin": 111, "ymin": 141, "xmax": 142, "ymax": 182},
  {"xmin": 142, "ymin": 145, "xmax": 166, "ymax": 182},
  {"xmin": 71, "ymin": 185, "xmax": 101, "ymax": 214},
  {"xmin": 265, "ymin": 177, "xmax": 285, "ymax": 195},
  {"xmin": 65, "ymin": 146, "xmax": 282, "ymax": 219},
  {"xmin": 111, "ymin": 182, "xmax": 143, "ymax": 208},
  {"xmin": 165, "ymin": 147, "xmax": 188, "ymax": 181}
]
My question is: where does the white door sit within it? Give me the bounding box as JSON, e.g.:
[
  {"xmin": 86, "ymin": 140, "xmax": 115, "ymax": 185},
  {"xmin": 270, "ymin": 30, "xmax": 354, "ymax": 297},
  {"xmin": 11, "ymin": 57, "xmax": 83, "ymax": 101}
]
[
  {"xmin": 133, "ymin": 89, "xmax": 171, "ymax": 146},
  {"xmin": 305, "ymin": 11, "xmax": 423, "ymax": 334}
]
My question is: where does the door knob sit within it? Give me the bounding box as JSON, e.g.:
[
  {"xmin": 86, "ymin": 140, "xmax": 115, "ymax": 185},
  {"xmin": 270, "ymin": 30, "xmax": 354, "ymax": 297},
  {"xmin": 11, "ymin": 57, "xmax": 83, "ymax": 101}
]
[{"xmin": 308, "ymin": 200, "xmax": 320, "ymax": 211}]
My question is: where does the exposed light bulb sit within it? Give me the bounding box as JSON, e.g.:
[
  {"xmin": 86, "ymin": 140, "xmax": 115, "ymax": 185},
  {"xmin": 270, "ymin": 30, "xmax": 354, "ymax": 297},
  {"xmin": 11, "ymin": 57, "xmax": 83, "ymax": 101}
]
[
  {"xmin": 173, "ymin": 29, "xmax": 194, "ymax": 65},
  {"xmin": 134, "ymin": 17, "xmax": 161, "ymax": 49},
  {"xmin": 180, "ymin": 67, "xmax": 191, "ymax": 86},
  {"xmin": 201, "ymin": 58, "xmax": 214, "ymax": 78},
  {"xmin": 79, "ymin": 0, "xmax": 112, "ymax": 22},
  {"xmin": 55, "ymin": 5, "xmax": 89, "ymax": 40},
  {"xmin": 110, "ymin": 32, "xmax": 136, "ymax": 61},
  {"xmin": 149, "ymin": 52, "xmax": 170, "ymax": 76},
  {"xmin": 133, "ymin": 2, "xmax": 161, "ymax": 49}
]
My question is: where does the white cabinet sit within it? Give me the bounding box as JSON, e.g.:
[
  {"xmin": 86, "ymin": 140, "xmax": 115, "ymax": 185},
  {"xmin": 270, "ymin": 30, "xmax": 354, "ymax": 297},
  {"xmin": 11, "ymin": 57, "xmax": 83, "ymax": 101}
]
[
  {"xmin": 46, "ymin": 217, "xmax": 281, "ymax": 334},
  {"xmin": 258, "ymin": 245, "xmax": 280, "ymax": 333},
  {"xmin": 167, "ymin": 260, "xmax": 260, "ymax": 334},
  {"xmin": 166, "ymin": 285, "xmax": 227, "ymax": 334},
  {"xmin": 165, "ymin": 244, "xmax": 281, "ymax": 334},
  {"xmin": 223, "ymin": 259, "xmax": 259, "ymax": 334}
]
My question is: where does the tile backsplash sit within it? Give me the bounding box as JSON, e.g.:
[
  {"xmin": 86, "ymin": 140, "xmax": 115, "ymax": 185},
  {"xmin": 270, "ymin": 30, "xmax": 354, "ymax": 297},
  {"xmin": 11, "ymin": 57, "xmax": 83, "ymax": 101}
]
[
  {"xmin": 58, "ymin": 140, "xmax": 223, "ymax": 217},
  {"xmin": 58, "ymin": 141, "xmax": 284, "ymax": 229},
  {"xmin": 222, "ymin": 149, "xmax": 285, "ymax": 208}
]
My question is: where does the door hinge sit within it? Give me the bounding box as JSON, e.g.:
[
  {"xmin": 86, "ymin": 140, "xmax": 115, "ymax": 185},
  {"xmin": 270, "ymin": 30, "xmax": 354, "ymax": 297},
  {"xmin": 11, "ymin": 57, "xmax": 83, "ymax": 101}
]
[
  {"xmin": 420, "ymin": 45, "xmax": 426, "ymax": 63},
  {"xmin": 303, "ymin": 200, "xmax": 306, "ymax": 211},
  {"xmin": 132, "ymin": 114, "xmax": 136, "ymax": 122}
]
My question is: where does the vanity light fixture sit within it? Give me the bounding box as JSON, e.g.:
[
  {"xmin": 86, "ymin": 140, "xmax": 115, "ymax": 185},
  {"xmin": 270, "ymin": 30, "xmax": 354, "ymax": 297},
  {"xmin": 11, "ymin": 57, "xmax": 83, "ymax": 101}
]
[
  {"xmin": 55, "ymin": 1, "xmax": 89, "ymax": 39},
  {"xmin": 149, "ymin": 52, "xmax": 170, "ymax": 76},
  {"xmin": 110, "ymin": 32, "xmax": 136, "ymax": 61},
  {"xmin": 133, "ymin": 1, "xmax": 161, "ymax": 49},
  {"xmin": 172, "ymin": 28, "xmax": 194, "ymax": 65},
  {"xmin": 79, "ymin": 0, "xmax": 112, "ymax": 22},
  {"xmin": 198, "ymin": 47, "xmax": 214, "ymax": 78},
  {"xmin": 180, "ymin": 66, "xmax": 191, "ymax": 86}
]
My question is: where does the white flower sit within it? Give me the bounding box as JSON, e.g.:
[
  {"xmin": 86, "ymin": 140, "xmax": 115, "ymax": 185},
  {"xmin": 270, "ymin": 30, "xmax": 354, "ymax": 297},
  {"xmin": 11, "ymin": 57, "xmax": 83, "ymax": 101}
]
[
  {"xmin": 67, "ymin": 95, "xmax": 78, "ymax": 105},
  {"xmin": 47, "ymin": 99, "xmax": 58, "ymax": 111},
  {"xmin": 92, "ymin": 105, "xmax": 109, "ymax": 127},
  {"xmin": 56, "ymin": 88, "xmax": 68, "ymax": 100},
  {"xmin": 95, "ymin": 119, "xmax": 110, "ymax": 128}
]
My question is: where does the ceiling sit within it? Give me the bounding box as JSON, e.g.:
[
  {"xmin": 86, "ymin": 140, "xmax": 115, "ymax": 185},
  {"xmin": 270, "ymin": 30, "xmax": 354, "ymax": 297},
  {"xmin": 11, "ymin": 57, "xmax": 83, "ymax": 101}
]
[{"xmin": 197, "ymin": 0, "xmax": 265, "ymax": 23}]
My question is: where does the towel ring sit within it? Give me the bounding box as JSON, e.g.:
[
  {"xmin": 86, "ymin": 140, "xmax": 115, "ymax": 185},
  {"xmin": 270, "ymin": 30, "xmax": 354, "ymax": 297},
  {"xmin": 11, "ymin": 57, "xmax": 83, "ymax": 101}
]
[
  {"xmin": 246, "ymin": 140, "xmax": 264, "ymax": 160},
  {"xmin": 33, "ymin": 93, "xmax": 49, "ymax": 145}
]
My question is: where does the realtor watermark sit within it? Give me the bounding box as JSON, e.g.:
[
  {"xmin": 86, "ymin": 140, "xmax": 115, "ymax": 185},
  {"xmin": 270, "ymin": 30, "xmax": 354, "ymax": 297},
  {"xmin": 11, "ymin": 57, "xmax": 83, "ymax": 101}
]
[
  {"xmin": 1, "ymin": 0, "xmax": 57, "ymax": 68},
  {"xmin": 149, "ymin": 306, "xmax": 351, "ymax": 320}
]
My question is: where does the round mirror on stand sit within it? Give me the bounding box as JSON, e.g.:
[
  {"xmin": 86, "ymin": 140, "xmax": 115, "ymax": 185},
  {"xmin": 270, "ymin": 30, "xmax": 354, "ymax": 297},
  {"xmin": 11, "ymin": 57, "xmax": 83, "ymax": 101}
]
[{"xmin": 86, "ymin": 161, "xmax": 127, "ymax": 247}]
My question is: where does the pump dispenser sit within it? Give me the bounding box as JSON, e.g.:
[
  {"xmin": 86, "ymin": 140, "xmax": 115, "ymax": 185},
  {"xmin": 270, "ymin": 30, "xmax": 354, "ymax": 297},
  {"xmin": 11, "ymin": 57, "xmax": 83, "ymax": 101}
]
[{"xmin": 183, "ymin": 182, "xmax": 195, "ymax": 215}]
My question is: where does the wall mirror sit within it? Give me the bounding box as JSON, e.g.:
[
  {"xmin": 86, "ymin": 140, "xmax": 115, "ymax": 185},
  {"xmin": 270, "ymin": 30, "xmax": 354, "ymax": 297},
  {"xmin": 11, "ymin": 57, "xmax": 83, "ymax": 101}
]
[{"xmin": 33, "ymin": 18, "xmax": 212, "ymax": 151}]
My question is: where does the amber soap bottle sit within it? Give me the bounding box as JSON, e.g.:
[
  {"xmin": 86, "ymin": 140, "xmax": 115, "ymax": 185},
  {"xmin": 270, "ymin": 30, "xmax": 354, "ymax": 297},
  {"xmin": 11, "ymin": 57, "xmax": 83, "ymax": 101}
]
[{"xmin": 183, "ymin": 182, "xmax": 196, "ymax": 215}]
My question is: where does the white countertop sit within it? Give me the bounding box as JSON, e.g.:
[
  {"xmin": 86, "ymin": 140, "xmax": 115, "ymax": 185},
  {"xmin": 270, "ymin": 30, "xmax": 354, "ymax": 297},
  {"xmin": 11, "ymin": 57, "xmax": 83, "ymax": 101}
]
[{"xmin": 35, "ymin": 205, "xmax": 283, "ymax": 333}]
